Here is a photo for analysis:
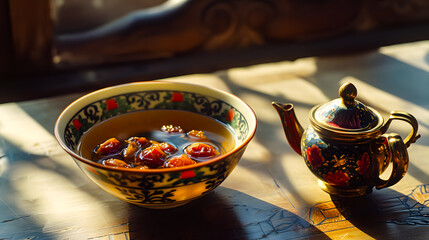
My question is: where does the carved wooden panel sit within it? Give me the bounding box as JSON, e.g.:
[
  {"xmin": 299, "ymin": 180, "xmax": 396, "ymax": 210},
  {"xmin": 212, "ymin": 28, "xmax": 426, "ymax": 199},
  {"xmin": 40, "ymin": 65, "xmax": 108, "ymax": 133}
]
[
  {"xmin": 55, "ymin": 0, "xmax": 363, "ymax": 67},
  {"xmin": 2, "ymin": 0, "xmax": 429, "ymax": 101},
  {"xmin": 366, "ymin": 0, "xmax": 429, "ymax": 26},
  {"xmin": 53, "ymin": 0, "xmax": 429, "ymax": 69}
]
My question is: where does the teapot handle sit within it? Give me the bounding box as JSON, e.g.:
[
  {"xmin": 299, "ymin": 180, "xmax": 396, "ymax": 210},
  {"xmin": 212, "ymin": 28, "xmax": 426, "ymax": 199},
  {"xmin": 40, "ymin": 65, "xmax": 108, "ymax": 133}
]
[
  {"xmin": 370, "ymin": 133, "xmax": 409, "ymax": 190},
  {"xmin": 381, "ymin": 111, "xmax": 420, "ymax": 148}
]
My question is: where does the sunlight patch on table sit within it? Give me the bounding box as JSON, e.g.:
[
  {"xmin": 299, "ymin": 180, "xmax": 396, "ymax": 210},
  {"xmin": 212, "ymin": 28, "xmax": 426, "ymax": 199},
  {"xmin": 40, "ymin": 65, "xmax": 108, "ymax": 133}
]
[
  {"xmin": 277, "ymin": 154, "xmax": 329, "ymax": 205},
  {"xmin": 238, "ymin": 93, "xmax": 279, "ymax": 123},
  {"xmin": 10, "ymin": 162, "xmax": 119, "ymax": 235},
  {"xmin": 0, "ymin": 103, "xmax": 62, "ymax": 156},
  {"xmin": 163, "ymin": 74, "xmax": 231, "ymax": 92},
  {"xmin": 227, "ymin": 57, "xmax": 317, "ymax": 85},
  {"xmin": 223, "ymin": 161, "xmax": 297, "ymax": 210},
  {"xmin": 380, "ymin": 41, "xmax": 429, "ymax": 72},
  {"xmin": 248, "ymin": 77, "xmax": 330, "ymax": 106},
  {"xmin": 241, "ymin": 137, "xmax": 272, "ymax": 165}
]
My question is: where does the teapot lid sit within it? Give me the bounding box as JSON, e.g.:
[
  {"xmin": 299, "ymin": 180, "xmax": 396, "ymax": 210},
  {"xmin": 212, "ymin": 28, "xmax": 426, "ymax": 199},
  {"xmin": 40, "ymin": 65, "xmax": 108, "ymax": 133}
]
[{"xmin": 313, "ymin": 82, "xmax": 379, "ymax": 130}]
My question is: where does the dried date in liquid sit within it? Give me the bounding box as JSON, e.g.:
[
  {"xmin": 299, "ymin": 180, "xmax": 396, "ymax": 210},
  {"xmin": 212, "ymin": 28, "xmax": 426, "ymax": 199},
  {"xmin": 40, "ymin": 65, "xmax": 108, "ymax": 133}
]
[{"xmin": 78, "ymin": 110, "xmax": 236, "ymax": 168}]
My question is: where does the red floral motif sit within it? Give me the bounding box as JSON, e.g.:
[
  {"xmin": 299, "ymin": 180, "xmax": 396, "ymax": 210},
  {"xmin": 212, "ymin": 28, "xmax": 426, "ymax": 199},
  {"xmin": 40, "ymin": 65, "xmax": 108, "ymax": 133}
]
[
  {"xmin": 306, "ymin": 144, "xmax": 325, "ymax": 168},
  {"xmin": 226, "ymin": 109, "xmax": 235, "ymax": 122},
  {"xmin": 326, "ymin": 122, "xmax": 340, "ymax": 128},
  {"xmin": 171, "ymin": 92, "xmax": 184, "ymax": 102},
  {"xmin": 358, "ymin": 152, "xmax": 370, "ymax": 176},
  {"xmin": 87, "ymin": 167, "xmax": 99, "ymax": 176},
  {"xmin": 73, "ymin": 119, "xmax": 82, "ymax": 131},
  {"xmin": 180, "ymin": 170, "xmax": 196, "ymax": 179},
  {"xmin": 106, "ymin": 99, "xmax": 118, "ymax": 111},
  {"xmin": 324, "ymin": 172, "xmax": 350, "ymax": 186}
]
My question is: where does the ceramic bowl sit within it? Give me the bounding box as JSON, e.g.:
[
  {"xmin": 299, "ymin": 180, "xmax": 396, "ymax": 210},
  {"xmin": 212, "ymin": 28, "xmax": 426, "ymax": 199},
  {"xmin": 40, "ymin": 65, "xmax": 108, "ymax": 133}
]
[{"xmin": 55, "ymin": 81, "xmax": 257, "ymax": 209}]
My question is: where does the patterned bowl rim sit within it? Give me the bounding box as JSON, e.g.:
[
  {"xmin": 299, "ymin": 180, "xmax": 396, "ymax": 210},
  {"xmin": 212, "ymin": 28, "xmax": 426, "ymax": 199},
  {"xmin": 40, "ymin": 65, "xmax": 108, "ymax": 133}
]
[{"xmin": 54, "ymin": 80, "xmax": 257, "ymax": 173}]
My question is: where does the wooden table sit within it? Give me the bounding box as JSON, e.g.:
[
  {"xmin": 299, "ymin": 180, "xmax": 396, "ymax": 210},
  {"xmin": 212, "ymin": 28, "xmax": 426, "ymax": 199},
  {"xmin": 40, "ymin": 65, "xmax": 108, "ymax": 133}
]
[{"xmin": 1, "ymin": 41, "xmax": 429, "ymax": 239}]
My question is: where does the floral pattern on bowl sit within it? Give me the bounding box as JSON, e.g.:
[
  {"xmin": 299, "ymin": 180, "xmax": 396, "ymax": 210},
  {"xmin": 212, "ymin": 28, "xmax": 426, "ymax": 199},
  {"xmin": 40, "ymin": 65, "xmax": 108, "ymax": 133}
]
[
  {"xmin": 80, "ymin": 148, "xmax": 245, "ymax": 208},
  {"xmin": 64, "ymin": 90, "xmax": 248, "ymax": 151},
  {"xmin": 55, "ymin": 82, "xmax": 257, "ymax": 209}
]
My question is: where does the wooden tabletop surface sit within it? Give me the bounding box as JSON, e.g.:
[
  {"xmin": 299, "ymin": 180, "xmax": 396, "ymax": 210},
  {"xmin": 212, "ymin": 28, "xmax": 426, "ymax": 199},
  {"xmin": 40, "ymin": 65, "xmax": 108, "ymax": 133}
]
[{"xmin": 1, "ymin": 41, "xmax": 429, "ymax": 239}]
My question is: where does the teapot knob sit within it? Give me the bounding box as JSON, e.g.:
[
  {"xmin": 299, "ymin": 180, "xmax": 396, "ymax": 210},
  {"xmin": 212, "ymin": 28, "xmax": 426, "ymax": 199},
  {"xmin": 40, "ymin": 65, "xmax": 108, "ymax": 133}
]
[{"xmin": 339, "ymin": 82, "xmax": 357, "ymax": 107}]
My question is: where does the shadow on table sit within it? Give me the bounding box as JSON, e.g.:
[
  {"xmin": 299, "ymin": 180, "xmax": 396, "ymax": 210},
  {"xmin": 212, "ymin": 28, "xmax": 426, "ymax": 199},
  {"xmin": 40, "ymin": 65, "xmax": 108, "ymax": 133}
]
[
  {"xmin": 216, "ymin": 48, "xmax": 429, "ymax": 215},
  {"xmin": 330, "ymin": 185, "xmax": 429, "ymax": 239},
  {"xmin": 127, "ymin": 186, "xmax": 330, "ymax": 240}
]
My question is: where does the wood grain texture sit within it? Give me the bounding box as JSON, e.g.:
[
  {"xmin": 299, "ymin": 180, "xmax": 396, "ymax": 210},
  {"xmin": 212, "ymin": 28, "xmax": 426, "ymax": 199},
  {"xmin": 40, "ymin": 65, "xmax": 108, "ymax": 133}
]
[{"xmin": 1, "ymin": 41, "xmax": 429, "ymax": 239}]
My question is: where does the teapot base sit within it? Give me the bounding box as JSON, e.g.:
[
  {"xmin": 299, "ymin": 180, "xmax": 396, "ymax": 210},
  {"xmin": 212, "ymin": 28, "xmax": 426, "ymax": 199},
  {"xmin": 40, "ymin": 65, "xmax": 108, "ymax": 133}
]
[{"xmin": 318, "ymin": 180, "xmax": 373, "ymax": 197}]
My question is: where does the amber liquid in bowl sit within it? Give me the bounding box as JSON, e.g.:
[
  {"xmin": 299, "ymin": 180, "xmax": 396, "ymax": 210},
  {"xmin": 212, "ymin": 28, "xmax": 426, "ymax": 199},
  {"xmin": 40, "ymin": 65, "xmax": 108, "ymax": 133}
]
[{"xmin": 77, "ymin": 110, "xmax": 236, "ymax": 166}]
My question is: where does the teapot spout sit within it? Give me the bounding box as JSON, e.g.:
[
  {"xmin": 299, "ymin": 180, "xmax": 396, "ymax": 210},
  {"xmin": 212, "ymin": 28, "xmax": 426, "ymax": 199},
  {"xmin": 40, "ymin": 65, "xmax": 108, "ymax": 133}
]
[{"xmin": 272, "ymin": 102, "xmax": 304, "ymax": 155}]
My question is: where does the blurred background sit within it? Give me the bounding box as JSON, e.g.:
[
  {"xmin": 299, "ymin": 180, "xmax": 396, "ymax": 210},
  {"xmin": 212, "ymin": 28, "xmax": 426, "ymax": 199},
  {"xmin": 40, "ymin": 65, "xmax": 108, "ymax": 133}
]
[
  {"xmin": 55, "ymin": 0, "xmax": 167, "ymax": 34},
  {"xmin": 1, "ymin": 0, "xmax": 429, "ymax": 103}
]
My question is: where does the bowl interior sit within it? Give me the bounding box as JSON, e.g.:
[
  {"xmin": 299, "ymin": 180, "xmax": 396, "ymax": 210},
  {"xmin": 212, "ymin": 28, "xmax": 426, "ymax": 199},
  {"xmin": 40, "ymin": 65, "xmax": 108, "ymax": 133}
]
[{"xmin": 56, "ymin": 82, "xmax": 256, "ymax": 168}]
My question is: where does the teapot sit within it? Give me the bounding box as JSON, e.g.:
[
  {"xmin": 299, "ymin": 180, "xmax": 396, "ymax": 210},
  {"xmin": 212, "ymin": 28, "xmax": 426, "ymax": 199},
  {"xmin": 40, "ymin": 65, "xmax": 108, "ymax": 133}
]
[{"xmin": 273, "ymin": 82, "xmax": 420, "ymax": 197}]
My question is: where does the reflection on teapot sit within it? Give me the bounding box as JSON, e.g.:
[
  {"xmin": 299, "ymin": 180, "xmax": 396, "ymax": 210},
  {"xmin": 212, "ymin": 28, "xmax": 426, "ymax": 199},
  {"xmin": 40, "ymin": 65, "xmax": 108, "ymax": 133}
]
[{"xmin": 273, "ymin": 82, "xmax": 420, "ymax": 197}]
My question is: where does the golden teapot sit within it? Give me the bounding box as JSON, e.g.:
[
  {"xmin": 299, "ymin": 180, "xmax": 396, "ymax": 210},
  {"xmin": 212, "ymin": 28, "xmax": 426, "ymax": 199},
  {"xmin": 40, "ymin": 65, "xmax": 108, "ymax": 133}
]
[{"xmin": 273, "ymin": 82, "xmax": 420, "ymax": 197}]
